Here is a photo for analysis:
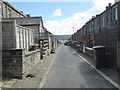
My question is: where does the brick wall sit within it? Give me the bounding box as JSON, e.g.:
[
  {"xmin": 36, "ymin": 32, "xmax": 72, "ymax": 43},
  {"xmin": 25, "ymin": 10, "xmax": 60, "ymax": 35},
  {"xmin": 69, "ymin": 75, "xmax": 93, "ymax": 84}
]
[{"xmin": 2, "ymin": 49, "xmax": 41, "ymax": 79}]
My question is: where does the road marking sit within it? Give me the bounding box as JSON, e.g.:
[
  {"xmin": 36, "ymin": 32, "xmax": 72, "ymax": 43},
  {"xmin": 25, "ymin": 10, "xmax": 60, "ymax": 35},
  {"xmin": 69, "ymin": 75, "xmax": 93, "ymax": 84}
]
[
  {"xmin": 72, "ymin": 50, "xmax": 119, "ymax": 89},
  {"xmin": 38, "ymin": 46, "xmax": 61, "ymax": 88}
]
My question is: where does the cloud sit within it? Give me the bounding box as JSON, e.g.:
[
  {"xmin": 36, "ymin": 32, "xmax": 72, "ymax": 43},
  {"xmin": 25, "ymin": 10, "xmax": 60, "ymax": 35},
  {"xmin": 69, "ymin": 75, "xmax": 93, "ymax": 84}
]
[
  {"xmin": 52, "ymin": 9, "xmax": 62, "ymax": 16},
  {"xmin": 45, "ymin": 0, "xmax": 114, "ymax": 35}
]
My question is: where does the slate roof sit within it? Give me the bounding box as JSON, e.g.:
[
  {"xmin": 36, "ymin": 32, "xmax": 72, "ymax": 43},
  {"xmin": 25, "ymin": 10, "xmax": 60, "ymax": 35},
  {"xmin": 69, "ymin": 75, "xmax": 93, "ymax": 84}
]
[
  {"xmin": 16, "ymin": 17, "xmax": 42, "ymax": 26},
  {"xmin": 2, "ymin": 17, "xmax": 43, "ymax": 26}
]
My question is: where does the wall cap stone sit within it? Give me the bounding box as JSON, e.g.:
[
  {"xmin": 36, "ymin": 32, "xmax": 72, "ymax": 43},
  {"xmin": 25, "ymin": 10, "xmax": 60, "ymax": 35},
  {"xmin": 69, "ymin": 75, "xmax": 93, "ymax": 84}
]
[
  {"xmin": 3, "ymin": 48, "xmax": 25, "ymax": 51},
  {"xmin": 25, "ymin": 50, "xmax": 40, "ymax": 57}
]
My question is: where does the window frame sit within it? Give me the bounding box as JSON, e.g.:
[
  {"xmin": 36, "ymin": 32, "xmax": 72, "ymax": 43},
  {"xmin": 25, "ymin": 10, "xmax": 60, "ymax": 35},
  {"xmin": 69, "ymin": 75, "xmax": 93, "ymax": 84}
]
[
  {"xmin": 7, "ymin": 8, "xmax": 11, "ymax": 18},
  {"xmin": 0, "ymin": 2, "xmax": 2, "ymax": 19}
]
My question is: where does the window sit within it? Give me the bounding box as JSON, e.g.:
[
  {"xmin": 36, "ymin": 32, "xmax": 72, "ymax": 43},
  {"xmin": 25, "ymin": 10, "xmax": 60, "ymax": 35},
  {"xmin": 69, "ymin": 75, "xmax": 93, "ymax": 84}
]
[
  {"xmin": 106, "ymin": 11, "xmax": 109, "ymax": 24},
  {"xmin": 83, "ymin": 27, "xmax": 86, "ymax": 36},
  {"xmin": 110, "ymin": 9, "xmax": 112, "ymax": 22},
  {"xmin": 103, "ymin": 16, "xmax": 105, "ymax": 26},
  {"xmin": 94, "ymin": 18, "xmax": 97, "ymax": 29},
  {"xmin": 101, "ymin": 15, "xmax": 105, "ymax": 26},
  {"xmin": 115, "ymin": 8, "xmax": 118, "ymax": 20},
  {"xmin": 91, "ymin": 22, "xmax": 93, "ymax": 30},
  {"xmin": 7, "ymin": 8, "xmax": 11, "ymax": 18}
]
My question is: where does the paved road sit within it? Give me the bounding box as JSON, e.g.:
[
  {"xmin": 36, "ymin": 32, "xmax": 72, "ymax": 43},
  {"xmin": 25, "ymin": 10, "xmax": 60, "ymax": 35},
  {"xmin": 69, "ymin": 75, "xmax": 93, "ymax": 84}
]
[{"xmin": 43, "ymin": 44, "xmax": 114, "ymax": 88}]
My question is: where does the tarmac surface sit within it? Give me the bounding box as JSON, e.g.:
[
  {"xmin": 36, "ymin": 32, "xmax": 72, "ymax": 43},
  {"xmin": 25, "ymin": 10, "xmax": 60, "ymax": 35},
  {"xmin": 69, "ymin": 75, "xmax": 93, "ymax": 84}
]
[
  {"xmin": 12, "ymin": 52, "xmax": 56, "ymax": 88},
  {"xmin": 1, "ymin": 43, "xmax": 119, "ymax": 89},
  {"xmin": 42, "ymin": 44, "xmax": 115, "ymax": 88}
]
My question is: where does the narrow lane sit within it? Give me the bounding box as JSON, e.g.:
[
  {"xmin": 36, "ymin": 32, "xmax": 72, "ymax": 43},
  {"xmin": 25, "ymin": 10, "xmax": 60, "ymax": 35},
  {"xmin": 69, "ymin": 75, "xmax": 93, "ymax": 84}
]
[{"xmin": 43, "ymin": 44, "xmax": 114, "ymax": 88}]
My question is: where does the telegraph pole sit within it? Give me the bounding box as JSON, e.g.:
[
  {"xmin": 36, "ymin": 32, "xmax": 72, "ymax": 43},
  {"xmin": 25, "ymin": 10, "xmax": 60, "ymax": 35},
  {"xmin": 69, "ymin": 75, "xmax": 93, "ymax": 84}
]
[{"xmin": 72, "ymin": 27, "xmax": 74, "ymax": 41}]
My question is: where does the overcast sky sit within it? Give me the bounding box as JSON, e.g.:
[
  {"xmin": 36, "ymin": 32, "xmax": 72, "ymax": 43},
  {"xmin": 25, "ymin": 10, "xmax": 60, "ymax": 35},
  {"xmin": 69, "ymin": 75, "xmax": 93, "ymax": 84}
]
[{"xmin": 8, "ymin": 0, "xmax": 114, "ymax": 35}]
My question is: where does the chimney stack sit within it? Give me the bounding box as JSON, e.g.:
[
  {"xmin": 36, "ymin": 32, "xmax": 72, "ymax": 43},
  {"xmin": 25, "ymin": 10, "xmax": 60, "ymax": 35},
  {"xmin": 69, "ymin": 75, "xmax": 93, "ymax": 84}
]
[
  {"xmin": 20, "ymin": 11, "xmax": 23, "ymax": 14},
  {"xmin": 106, "ymin": 3, "xmax": 112, "ymax": 10},
  {"xmin": 115, "ymin": 0, "xmax": 120, "ymax": 3}
]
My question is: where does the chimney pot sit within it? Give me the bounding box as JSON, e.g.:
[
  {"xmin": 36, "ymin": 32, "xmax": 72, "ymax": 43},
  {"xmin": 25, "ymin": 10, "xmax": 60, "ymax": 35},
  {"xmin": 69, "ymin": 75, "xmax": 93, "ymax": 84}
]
[{"xmin": 109, "ymin": 3, "xmax": 112, "ymax": 7}]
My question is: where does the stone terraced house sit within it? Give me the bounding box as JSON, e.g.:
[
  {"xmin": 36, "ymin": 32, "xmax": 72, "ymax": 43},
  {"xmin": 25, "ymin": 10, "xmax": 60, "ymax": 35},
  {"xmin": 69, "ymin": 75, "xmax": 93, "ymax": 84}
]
[
  {"xmin": 69, "ymin": 1, "xmax": 120, "ymax": 71},
  {"xmin": 1, "ymin": 0, "xmax": 59, "ymax": 78},
  {"xmin": 0, "ymin": 0, "xmax": 26, "ymax": 20}
]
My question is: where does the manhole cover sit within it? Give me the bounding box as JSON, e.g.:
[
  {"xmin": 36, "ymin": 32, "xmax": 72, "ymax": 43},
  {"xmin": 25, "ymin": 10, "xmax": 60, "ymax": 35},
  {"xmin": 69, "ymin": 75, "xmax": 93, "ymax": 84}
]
[{"xmin": 73, "ymin": 53, "xmax": 77, "ymax": 55}]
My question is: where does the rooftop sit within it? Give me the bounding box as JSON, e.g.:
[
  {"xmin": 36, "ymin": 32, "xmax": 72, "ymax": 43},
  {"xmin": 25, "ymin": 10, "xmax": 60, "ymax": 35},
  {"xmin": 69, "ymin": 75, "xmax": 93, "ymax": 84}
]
[{"xmin": 2, "ymin": 17, "xmax": 43, "ymax": 26}]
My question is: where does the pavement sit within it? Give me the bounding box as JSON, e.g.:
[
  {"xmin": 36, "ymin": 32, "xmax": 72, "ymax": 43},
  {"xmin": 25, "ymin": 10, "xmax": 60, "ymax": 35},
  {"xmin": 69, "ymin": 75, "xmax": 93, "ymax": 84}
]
[
  {"xmin": 73, "ymin": 48, "xmax": 119, "ymax": 89},
  {"xmin": 42, "ymin": 45, "xmax": 118, "ymax": 88},
  {"xmin": 0, "ymin": 47, "xmax": 59, "ymax": 89}
]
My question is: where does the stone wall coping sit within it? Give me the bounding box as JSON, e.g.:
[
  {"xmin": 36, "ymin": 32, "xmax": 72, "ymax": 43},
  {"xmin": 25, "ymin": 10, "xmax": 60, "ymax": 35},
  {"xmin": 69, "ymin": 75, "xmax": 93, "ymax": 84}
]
[
  {"xmin": 16, "ymin": 24, "xmax": 33, "ymax": 31},
  {"xmin": 117, "ymin": 45, "xmax": 120, "ymax": 47},
  {"xmin": 85, "ymin": 47, "xmax": 93, "ymax": 51},
  {"xmin": 25, "ymin": 49, "xmax": 40, "ymax": 57},
  {"xmin": 2, "ymin": 20, "xmax": 14, "ymax": 23},
  {"xmin": 76, "ymin": 44, "xmax": 81, "ymax": 47},
  {"xmin": 3, "ymin": 48, "xmax": 25, "ymax": 51}
]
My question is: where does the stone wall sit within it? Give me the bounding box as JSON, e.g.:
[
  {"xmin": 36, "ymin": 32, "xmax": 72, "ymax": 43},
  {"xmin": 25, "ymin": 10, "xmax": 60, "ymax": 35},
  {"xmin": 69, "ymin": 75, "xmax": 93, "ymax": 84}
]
[
  {"xmin": 2, "ymin": 20, "xmax": 34, "ymax": 52},
  {"xmin": 2, "ymin": 20, "xmax": 16, "ymax": 49},
  {"xmin": 95, "ymin": 25, "xmax": 118, "ymax": 68},
  {"xmin": 85, "ymin": 47, "xmax": 94, "ymax": 58},
  {"xmin": 16, "ymin": 24, "xmax": 34, "ymax": 52},
  {"xmin": 0, "ymin": 21, "xmax": 2, "ymax": 80},
  {"xmin": 23, "ymin": 50, "xmax": 41, "ymax": 77},
  {"xmin": 0, "ymin": 1, "xmax": 2, "ymax": 19},
  {"xmin": 1, "ymin": 1, "xmax": 25, "ymax": 18},
  {"xmin": 117, "ymin": 41, "xmax": 120, "ymax": 71},
  {"xmin": 2, "ymin": 49, "xmax": 23, "ymax": 78},
  {"xmin": 23, "ymin": 25, "xmax": 38, "ymax": 43},
  {"xmin": 2, "ymin": 49, "xmax": 41, "ymax": 79}
]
